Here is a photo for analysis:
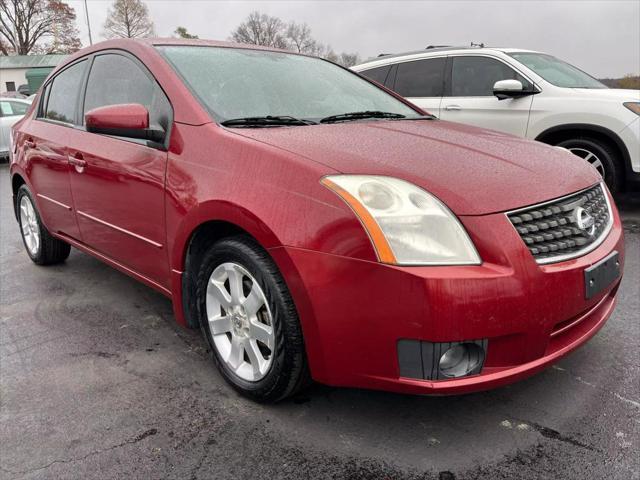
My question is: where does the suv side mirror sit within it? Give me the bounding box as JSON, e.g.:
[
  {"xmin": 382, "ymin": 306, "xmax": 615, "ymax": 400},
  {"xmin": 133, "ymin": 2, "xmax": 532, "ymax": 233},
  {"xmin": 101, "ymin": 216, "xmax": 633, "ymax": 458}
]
[
  {"xmin": 493, "ymin": 79, "xmax": 529, "ymax": 100},
  {"xmin": 85, "ymin": 103, "xmax": 165, "ymax": 143}
]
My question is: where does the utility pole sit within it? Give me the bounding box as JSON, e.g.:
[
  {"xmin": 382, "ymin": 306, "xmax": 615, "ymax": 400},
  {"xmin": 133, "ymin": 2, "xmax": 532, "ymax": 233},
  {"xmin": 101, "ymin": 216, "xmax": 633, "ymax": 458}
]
[{"xmin": 84, "ymin": 0, "xmax": 93, "ymax": 45}]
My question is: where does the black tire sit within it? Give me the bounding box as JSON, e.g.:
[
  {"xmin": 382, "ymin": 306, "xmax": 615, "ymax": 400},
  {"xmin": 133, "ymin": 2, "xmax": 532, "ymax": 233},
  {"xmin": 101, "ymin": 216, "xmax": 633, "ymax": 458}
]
[
  {"xmin": 16, "ymin": 185, "xmax": 71, "ymax": 265},
  {"xmin": 195, "ymin": 235, "xmax": 309, "ymax": 403},
  {"xmin": 556, "ymin": 137, "xmax": 623, "ymax": 194}
]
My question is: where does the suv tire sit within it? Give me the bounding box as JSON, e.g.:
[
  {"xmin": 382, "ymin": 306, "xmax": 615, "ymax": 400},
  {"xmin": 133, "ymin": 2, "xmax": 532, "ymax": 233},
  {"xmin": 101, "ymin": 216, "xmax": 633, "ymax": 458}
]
[{"xmin": 556, "ymin": 137, "xmax": 623, "ymax": 193}]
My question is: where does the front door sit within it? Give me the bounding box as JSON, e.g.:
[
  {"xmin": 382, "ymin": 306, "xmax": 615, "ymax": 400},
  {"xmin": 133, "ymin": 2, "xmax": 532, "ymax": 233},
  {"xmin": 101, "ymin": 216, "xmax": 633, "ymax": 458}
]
[
  {"xmin": 21, "ymin": 60, "xmax": 88, "ymax": 240},
  {"xmin": 439, "ymin": 55, "xmax": 534, "ymax": 137},
  {"xmin": 67, "ymin": 52, "xmax": 173, "ymax": 286}
]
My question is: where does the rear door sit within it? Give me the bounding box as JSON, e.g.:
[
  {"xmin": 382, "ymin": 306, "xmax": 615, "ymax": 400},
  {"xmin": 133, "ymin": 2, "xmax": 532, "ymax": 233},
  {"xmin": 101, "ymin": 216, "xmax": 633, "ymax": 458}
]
[
  {"xmin": 18, "ymin": 60, "xmax": 88, "ymax": 239},
  {"xmin": 439, "ymin": 55, "xmax": 534, "ymax": 136},
  {"xmin": 66, "ymin": 51, "xmax": 173, "ymax": 286},
  {"xmin": 390, "ymin": 57, "xmax": 446, "ymax": 117},
  {"xmin": 358, "ymin": 64, "xmax": 392, "ymax": 86}
]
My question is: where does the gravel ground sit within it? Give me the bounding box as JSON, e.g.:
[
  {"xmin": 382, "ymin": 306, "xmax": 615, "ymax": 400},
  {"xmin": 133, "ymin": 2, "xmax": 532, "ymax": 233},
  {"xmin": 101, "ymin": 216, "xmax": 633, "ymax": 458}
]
[{"xmin": 1, "ymin": 164, "xmax": 638, "ymax": 479}]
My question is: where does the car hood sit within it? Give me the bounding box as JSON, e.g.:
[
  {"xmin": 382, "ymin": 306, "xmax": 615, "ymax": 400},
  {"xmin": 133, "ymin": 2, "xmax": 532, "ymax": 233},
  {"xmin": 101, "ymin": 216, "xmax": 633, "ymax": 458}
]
[
  {"xmin": 233, "ymin": 120, "xmax": 600, "ymax": 215},
  {"xmin": 571, "ymin": 88, "xmax": 640, "ymax": 102}
]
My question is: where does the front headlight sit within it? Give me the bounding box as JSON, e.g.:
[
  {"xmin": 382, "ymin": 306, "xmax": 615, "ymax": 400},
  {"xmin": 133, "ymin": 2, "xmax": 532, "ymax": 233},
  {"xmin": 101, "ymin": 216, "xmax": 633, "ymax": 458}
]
[{"xmin": 321, "ymin": 175, "xmax": 481, "ymax": 265}]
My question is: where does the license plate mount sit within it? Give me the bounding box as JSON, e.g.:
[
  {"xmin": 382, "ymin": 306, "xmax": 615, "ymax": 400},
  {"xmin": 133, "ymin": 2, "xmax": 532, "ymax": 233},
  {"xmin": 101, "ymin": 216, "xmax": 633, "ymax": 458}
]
[{"xmin": 584, "ymin": 251, "xmax": 620, "ymax": 300}]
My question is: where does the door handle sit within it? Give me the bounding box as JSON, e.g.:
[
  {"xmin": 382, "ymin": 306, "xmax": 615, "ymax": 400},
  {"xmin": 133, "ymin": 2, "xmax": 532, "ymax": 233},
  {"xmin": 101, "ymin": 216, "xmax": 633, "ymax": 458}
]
[
  {"xmin": 24, "ymin": 138, "xmax": 36, "ymax": 149},
  {"xmin": 68, "ymin": 153, "xmax": 87, "ymax": 173},
  {"xmin": 444, "ymin": 105, "xmax": 462, "ymax": 111}
]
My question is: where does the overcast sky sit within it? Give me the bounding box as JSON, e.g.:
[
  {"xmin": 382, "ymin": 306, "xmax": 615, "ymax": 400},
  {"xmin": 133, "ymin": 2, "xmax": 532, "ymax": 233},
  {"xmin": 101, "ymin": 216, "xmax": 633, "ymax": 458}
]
[{"xmin": 68, "ymin": 0, "xmax": 640, "ymax": 78}]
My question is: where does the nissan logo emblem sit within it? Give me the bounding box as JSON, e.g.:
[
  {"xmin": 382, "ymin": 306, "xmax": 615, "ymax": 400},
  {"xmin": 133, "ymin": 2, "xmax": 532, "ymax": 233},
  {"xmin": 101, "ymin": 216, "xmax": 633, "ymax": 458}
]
[{"xmin": 574, "ymin": 207, "xmax": 596, "ymax": 237}]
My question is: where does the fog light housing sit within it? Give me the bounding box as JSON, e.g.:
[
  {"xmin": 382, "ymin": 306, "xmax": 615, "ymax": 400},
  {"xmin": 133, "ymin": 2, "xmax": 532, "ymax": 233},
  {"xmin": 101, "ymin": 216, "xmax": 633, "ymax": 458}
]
[
  {"xmin": 438, "ymin": 343, "xmax": 484, "ymax": 378},
  {"xmin": 397, "ymin": 339, "xmax": 487, "ymax": 380}
]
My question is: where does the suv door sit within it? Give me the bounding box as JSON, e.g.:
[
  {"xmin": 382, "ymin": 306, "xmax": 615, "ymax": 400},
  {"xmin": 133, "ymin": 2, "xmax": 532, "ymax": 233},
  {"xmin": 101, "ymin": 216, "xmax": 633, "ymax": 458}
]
[
  {"xmin": 359, "ymin": 64, "xmax": 393, "ymax": 87},
  {"xmin": 439, "ymin": 55, "xmax": 534, "ymax": 136},
  {"xmin": 360, "ymin": 57, "xmax": 447, "ymax": 117},
  {"xmin": 390, "ymin": 57, "xmax": 446, "ymax": 117},
  {"xmin": 18, "ymin": 60, "xmax": 88, "ymax": 239},
  {"xmin": 66, "ymin": 52, "xmax": 173, "ymax": 287}
]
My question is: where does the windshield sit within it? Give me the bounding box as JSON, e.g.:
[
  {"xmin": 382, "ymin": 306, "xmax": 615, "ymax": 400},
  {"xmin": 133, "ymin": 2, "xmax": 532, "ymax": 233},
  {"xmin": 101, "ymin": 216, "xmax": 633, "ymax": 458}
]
[
  {"xmin": 157, "ymin": 46, "xmax": 420, "ymax": 123},
  {"xmin": 508, "ymin": 52, "xmax": 606, "ymax": 89}
]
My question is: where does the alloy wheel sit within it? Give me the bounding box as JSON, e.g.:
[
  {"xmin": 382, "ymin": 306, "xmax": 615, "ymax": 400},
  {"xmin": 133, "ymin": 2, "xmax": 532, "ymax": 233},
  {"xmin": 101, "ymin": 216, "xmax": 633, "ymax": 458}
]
[
  {"xmin": 568, "ymin": 147, "xmax": 606, "ymax": 178},
  {"xmin": 19, "ymin": 195, "xmax": 40, "ymax": 256},
  {"xmin": 206, "ymin": 262, "xmax": 275, "ymax": 382}
]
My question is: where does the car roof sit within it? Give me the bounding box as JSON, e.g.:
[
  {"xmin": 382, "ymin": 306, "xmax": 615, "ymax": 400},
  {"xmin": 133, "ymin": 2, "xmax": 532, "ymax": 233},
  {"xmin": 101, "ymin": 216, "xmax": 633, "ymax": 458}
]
[
  {"xmin": 103, "ymin": 37, "xmax": 302, "ymax": 55},
  {"xmin": 353, "ymin": 46, "xmax": 542, "ymax": 70},
  {"xmin": 56, "ymin": 38, "xmax": 318, "ymax": 76}
]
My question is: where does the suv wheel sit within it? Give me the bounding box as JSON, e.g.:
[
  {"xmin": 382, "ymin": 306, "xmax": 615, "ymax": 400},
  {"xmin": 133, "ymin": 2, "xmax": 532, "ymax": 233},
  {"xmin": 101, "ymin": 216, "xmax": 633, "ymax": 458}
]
[
  {"xmin": 556, "ymin": 137, "xmax": 623, "ymax": 193},
  {"xmin": 195, "ymin": 236, "xmax": 309, "ymax": 402},
  {"xmin": 17, "ymin": 185, "xmax": 71, "ymax": 265}
]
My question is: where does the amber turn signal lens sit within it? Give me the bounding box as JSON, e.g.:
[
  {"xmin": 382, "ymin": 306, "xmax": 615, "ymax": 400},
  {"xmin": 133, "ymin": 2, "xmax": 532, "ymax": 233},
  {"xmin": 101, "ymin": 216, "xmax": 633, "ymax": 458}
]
[
  {"xmin": 321, "ymin": 178, "xmax": 397, "ymax": 264},
  {"xmin": 623, "ymin": 102, "xmax": 640, "ymax": 115}
]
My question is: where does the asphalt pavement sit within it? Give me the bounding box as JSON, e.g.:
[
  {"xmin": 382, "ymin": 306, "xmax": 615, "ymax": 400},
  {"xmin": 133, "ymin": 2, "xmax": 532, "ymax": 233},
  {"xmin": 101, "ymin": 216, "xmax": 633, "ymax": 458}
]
[{"xmin": 1, "ymin": 163, "xmax": 638, "ymax": 479}]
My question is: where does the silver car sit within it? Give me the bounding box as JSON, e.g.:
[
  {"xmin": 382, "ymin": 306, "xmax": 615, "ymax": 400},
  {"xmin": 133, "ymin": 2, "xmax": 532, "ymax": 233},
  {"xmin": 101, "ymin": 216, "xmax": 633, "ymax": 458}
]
[{"xmin": 0, "ymin": 98, "xmax": 32, "ymax": 159}]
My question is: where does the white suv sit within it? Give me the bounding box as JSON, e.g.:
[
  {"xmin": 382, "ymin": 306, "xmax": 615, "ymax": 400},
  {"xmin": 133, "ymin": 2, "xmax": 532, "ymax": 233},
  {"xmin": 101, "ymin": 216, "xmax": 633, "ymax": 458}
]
[{"xmin": 353, "ymin": 47, "xmax": 640, "ymax": 193}]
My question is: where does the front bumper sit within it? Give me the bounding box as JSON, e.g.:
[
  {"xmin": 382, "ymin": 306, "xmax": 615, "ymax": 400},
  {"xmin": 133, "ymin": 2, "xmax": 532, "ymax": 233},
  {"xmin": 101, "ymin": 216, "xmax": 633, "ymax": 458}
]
[
  {"xmin": 269, "ymin": 197, "xmax": 625, "ymax": 395},
  {"xmin": 620, "ymin": 116, "xmax": 639, "ymax": 174}
]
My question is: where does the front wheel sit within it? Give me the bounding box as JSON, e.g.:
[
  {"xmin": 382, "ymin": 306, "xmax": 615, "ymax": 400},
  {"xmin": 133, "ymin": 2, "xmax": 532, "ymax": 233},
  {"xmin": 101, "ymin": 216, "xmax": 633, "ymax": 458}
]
[
  {"xmin": 556, "ymin": 137, "xmax": 623, "ymax": 194},
  {"xmin": 16, "ymin": 185, "xmax": 71, "ymax": 265},
  {"xmin": 196, "ymin": 236, "xmax": 309, "ymax": 402}
]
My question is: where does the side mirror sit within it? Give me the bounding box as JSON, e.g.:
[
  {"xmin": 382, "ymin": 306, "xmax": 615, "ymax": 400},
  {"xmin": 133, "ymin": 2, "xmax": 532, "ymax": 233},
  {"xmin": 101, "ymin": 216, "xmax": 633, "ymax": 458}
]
[
  {"xmin": 493, "ymin": 79, "xmax": 526, "ymax": 100},
  {"xmin": 85, "ymin": 103, "xmax": 165, "ymax": 143}
]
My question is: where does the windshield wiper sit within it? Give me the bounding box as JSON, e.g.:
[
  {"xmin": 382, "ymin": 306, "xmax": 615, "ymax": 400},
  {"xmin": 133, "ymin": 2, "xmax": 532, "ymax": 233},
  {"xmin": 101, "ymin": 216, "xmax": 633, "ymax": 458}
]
[
  {"xmin": 319, "ymin": 110, "xmax": 407, "ymax": 123},
  {"xmin": 221, "ymin": 115, "xmax": 317, "ymax": 127}
]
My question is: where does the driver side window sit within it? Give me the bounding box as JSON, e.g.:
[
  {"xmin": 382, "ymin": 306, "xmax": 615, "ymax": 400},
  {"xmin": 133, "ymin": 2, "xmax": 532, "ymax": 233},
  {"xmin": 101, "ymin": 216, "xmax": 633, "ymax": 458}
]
[
  {"xmin": 450, "ymin": 56, "xmax": 532, "ymax": 97},
  {"xmin": 83, "ymin": 53, "xmax": 171, "ymax": 131}
]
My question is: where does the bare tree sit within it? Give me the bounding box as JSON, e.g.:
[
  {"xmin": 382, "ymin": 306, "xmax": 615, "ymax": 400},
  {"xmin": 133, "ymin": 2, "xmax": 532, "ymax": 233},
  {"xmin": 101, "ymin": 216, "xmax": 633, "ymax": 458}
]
[
  {"xmin": 0, "ymin": 0, "xmax": 81, "ymax": 55},
  {"xmin": 228, "ymin": 11, "xmax": 361, "ymax": 67},
  {"xmin": 0, "ymin": 37, "xmax": 12, "ymax": 55},
  {"xmin": 40, "ymin": 0, "xmax": 81, "ymax": 53},
  {"xmin": 103, "ymin": 0, "xmax": 154, "ymax": 39},
  {"xmin": 319, "ymin": 45, "xmax": 339, "ymax": 64},
  {"xmin": 338, "ymin": 52, "xmax": 360, "ymax": 68},
  {"xmin": 229, "ymin": 11, "xmax": 288, "ymax": 49},
  {"xmin": 174, "ymin": 26, "xmax": 197, "ymax": 39},
  {"xmin": 285, "ymin": 21, "xmax": 317, "ymax": 54}
]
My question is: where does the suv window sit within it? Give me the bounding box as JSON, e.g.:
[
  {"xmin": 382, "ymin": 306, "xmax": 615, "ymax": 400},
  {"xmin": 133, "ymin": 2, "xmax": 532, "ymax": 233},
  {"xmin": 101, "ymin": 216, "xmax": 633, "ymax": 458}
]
[
  {"xmin": 394, "ymin": 58, "xmax": 446, "ymax": 97},
  {"xmin": 83, "ymin": 53, "xmax": 171, "ymax": 130},
  {"xmin": 44, "ymin": 60, "xmax": 87, "ymax": 124},
  {"xmin": 360, "ymin": 65, "xmax": 392, "ymax": 86},
  {"xmin": 451, "ymin": 56, "xmax": 532, "ymax": 97},
  {"xmin": 0, "ymin": 101, "xmax": 29, "ymax": 116}
]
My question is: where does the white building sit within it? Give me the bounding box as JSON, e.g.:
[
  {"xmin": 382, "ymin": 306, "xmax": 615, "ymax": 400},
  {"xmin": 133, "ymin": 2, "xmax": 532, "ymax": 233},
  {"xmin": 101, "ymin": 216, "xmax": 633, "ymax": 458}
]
[{"xmin": 0, "ymin": 54, "xmax": 67, "ymax": 95}]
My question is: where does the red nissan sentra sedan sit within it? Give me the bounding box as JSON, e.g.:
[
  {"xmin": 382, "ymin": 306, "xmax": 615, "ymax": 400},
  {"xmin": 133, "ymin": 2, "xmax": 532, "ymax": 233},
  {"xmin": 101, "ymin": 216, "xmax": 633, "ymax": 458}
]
[{"xmin": 10, "ymin": 39, "xmax": 624, "ymax": 402}]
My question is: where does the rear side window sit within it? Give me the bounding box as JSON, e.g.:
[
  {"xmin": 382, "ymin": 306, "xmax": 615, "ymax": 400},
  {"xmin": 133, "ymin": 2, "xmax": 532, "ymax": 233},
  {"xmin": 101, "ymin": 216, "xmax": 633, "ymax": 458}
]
[
  {"xmin": 0, "ymin": 101, "xmax": 28, "ymax": 116},
  {"xmin": 360, "ymin": 65, "xmax": 392, "ymax": 86},
  {"xmin": 394, "ymin": 58, "xmax": 446, "ymax": 97},
  {"xmin": 83, "ymin": 53, "xmax": 171, "ymax": 129},
  {"xmin": 451, "ymin": 56, "xmax": 532, "ymax": 96},
  {"xmin": 44, "ymin": 60, "xmax": 87, "ymax": 124}
]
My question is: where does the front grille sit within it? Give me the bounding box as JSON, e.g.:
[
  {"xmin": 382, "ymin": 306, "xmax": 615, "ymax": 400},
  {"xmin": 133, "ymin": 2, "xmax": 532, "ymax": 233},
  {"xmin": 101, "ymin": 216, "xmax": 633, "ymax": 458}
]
[{"xmin": 507, "ymin": 183, "xmax": 612, "ymax": 264}]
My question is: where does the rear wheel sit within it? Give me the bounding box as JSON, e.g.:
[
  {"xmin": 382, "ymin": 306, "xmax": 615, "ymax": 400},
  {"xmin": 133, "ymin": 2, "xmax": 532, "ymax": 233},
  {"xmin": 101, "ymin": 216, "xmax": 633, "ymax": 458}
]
[
  {"xmin": 195, "ymin": 236, "xmax": 309, "ymax": 402},
  {"xmin": 17, "ymin": 185, "xmax": 70, "ymax": 265},
  {"xmin": 556, "ymin": 137, "xmax": 623, "ymax": 193}
]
